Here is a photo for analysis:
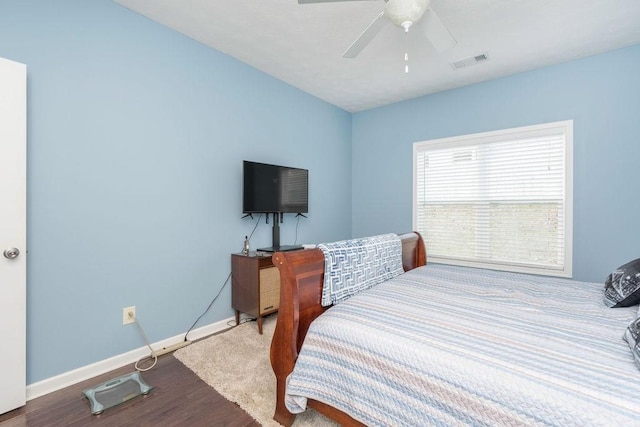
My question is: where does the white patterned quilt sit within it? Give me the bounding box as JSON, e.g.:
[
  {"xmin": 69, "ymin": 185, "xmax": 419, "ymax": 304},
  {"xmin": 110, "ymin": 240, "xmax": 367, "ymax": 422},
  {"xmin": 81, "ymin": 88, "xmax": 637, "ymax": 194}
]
[
  {"xmin": 285, "ymin": 265, "xmax": 640, "ymax": 426},
  {"xmin": 318, "ymin": 233, "xmax": 404, "ymax": 306}
]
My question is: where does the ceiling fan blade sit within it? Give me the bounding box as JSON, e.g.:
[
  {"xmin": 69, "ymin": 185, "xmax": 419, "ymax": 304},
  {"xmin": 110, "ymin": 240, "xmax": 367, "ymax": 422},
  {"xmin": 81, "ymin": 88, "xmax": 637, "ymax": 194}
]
[
  {"xmin": 342, "ymin": 11, "xmax": 388, "ymax": 58},
  {"xmin": 298, "ymin": 0, "xmax": 376, "ymax": 3},
  {"xmin": 420, "ymin": 8, "xmax": 456, "ymax": 52}
]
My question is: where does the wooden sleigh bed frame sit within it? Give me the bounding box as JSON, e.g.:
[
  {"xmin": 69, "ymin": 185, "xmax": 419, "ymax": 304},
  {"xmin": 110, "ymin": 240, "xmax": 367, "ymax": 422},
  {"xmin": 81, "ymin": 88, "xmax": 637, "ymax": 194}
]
[{"xmin": 269, "ymin": 232, "xmax": 427, "ymax": 426}]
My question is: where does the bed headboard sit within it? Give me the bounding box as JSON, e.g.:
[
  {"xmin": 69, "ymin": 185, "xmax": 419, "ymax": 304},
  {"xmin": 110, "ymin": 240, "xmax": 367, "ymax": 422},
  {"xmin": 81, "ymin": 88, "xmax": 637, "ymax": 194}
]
[{"xmin": 269, "ymin": 231, "xmax": 426, "ymax": 426}]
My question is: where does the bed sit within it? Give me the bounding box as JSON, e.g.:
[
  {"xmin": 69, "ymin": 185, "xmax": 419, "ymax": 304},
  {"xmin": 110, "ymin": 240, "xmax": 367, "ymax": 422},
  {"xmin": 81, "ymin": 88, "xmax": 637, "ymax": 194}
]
[{"xmin": 269, "ymin": 232, "xmax": 640, "ymax": 426}]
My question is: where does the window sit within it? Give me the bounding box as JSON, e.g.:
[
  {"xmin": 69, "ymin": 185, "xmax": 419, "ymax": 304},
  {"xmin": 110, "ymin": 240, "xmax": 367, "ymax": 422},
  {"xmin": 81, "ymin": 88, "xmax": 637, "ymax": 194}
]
[{"xmin": 413, "ymin": 121, "xmax": 573, "ymax": 277}]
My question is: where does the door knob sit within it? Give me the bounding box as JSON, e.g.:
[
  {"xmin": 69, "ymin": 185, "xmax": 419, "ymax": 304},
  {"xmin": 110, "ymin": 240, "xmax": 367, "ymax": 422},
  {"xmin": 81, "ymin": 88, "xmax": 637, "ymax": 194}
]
[{"xmin": 3, "ymin": 248, "xmax": 20, "ymax": 259}]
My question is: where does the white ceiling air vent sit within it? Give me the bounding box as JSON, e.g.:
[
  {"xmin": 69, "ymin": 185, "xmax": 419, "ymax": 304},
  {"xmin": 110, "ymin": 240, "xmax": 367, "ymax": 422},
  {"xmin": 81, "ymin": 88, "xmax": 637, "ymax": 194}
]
[{"xmin": 451, "ymin": 53, "xmax": 489, "ymax": 70}]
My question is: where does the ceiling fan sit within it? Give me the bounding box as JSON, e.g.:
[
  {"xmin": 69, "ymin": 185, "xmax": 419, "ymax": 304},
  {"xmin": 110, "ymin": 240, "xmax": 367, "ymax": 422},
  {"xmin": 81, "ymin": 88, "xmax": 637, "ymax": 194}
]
[{"xmin": 299, "ymin": 0, "xmax": 457, "ymax": 58}]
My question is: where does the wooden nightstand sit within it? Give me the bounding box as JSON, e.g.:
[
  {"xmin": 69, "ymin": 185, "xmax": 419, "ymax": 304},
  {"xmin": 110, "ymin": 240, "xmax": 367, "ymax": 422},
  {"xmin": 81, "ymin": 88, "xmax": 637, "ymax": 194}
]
[{"xmin": 231, "ymin": 252, "xmax": 280, "ymax": 334}]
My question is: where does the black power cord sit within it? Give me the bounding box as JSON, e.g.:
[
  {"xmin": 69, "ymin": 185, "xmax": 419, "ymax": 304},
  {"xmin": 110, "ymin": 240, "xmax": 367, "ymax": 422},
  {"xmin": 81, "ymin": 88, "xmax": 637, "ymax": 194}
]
[
  {"xmin": 245, "ymin": 213, "xmax": 262, "ymax": 248},
  {"xmin": 183, "ymin": 272, "xmax": 231, "ymax": 341},
  {"xmin": 184, "ymin": 213, "xmax": 264, "ymax": 341}
]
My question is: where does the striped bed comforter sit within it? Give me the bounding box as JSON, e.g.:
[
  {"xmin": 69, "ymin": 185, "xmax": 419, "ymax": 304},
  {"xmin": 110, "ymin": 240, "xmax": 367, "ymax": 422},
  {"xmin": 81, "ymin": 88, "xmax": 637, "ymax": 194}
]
[{"xmin": 285, "ymin": 264, "xmax": 640, "ymax": 426}]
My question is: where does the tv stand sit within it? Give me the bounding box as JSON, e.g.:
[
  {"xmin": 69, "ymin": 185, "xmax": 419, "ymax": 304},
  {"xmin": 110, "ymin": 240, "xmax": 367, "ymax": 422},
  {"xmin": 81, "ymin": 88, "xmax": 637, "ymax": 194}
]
[{"xmin": 260, "ymin": 212, "xmax": 303, "ymax": 253}]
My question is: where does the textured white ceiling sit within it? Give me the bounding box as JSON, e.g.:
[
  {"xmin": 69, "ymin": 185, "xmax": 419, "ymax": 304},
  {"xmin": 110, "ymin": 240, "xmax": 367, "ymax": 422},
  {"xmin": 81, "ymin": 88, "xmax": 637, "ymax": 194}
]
[{"xmin": 114, "ymin": 0, "xmax": 640, "ymax": 112}]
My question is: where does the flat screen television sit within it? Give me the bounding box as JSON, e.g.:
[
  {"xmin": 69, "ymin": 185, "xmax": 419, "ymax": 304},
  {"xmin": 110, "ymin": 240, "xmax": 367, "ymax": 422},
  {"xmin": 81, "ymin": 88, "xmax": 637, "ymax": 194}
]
[{"xmin": 243, "ymin": 161, "xmax": 308, "ymax": 214}]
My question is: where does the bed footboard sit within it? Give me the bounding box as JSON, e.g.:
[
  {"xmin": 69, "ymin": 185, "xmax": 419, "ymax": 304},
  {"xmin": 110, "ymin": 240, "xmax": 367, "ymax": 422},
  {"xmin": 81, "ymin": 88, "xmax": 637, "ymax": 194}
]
[{"xmin": 270, "ymin": 232, "xmax": 426, "ymax": 426}]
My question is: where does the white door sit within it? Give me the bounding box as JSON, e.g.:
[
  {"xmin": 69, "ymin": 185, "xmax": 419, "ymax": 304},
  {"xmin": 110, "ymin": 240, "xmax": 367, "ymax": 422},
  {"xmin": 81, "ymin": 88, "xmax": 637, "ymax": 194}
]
[{"xmin": 0, "ymin": 57, "xmax": 27, "ymax": 415}]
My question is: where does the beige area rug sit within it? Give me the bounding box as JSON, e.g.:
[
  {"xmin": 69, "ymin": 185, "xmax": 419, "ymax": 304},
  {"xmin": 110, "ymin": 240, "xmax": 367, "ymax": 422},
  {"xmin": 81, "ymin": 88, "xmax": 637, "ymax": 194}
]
[{"xmin": 174, "ymin": 316, "xmax": 337, "ymax": 427}]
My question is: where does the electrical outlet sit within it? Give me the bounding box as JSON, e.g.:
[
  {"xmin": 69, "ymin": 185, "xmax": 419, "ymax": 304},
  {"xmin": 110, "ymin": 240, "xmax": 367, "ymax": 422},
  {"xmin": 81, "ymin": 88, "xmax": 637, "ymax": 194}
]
[{"xmin": 122, "ymin": 306, "xmax": 136, "ymax": 325}]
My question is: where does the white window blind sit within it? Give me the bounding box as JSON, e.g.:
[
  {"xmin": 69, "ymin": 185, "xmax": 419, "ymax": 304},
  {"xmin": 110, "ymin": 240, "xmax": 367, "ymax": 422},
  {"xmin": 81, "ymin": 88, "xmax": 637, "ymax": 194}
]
[{"xmin": 413, "ymin": 121, "xmax": 573, "ymax": 277}]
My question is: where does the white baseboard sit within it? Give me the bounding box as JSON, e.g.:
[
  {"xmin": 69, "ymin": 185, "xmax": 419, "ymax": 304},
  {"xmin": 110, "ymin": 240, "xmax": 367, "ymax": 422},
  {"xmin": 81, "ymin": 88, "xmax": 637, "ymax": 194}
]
[{"xmin": 26, "ymin": 315, "xmax": 238, "ymax": 401}]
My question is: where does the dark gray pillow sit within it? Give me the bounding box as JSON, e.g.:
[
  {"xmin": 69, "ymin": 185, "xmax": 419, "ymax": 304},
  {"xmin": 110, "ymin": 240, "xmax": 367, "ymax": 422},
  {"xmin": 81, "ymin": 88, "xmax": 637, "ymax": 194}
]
[
  {"xmin": 623, "ymin": 316, "xmax": 640, "ymax": 371},
  {"xmin": 624, "ymin": 317, "xmax": 640, "ymax": 351},
  {"xmin": 604, "ymin": 258, "xmax": 640, "ymax": 307}
]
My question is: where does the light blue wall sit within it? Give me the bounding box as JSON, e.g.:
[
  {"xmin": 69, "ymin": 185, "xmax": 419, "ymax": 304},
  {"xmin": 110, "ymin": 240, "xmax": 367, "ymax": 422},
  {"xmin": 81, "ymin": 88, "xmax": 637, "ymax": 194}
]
[
  {"xmin": 0, "ymin": 0, "xmax": 352, "ymax": 384},
  {"xmin": 352, "ymin": 44, "xmax": 640, "ymax": 283}
]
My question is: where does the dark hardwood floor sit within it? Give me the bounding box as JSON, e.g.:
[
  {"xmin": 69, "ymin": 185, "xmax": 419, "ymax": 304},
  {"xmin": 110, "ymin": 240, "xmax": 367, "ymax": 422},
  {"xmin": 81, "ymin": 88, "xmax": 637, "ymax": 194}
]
[{"xmin": 0, "ymin": 354, "xmax": 260, "ymax": 427}]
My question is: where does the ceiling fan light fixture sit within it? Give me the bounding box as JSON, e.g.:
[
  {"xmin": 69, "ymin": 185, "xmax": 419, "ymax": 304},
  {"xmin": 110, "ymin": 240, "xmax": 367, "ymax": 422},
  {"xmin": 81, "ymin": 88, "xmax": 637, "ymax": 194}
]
[
  {"xmin": 385, "ymin": 0, "xmax": 431, "ymax": 29},
  {"xmin": 336, "ymin": 0, "xmax": 454, "ymax": 59}
]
